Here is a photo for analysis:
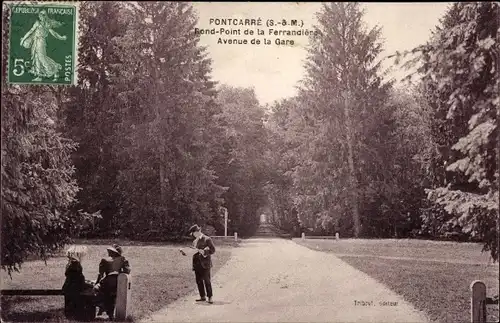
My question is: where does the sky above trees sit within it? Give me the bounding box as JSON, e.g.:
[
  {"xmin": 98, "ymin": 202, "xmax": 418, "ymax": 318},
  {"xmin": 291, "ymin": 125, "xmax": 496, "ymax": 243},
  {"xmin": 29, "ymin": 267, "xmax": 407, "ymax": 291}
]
[{"xmin": 193, "ymin": 2, "xmax": 451, "ymax": 105}]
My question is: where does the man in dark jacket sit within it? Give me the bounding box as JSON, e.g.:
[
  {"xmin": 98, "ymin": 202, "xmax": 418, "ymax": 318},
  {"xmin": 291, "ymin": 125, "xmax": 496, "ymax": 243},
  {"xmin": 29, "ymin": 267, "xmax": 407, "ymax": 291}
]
[{"xmin": 187, "ymin": 224, "xmax": 216, "ymax": 304}]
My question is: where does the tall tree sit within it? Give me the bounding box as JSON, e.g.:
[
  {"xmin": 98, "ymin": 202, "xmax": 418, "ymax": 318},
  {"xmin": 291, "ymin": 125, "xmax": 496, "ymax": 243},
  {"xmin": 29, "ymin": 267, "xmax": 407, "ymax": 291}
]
[
  {"xmin": 296, "ymin": 3, "xmax": 392, "ymax": 237},
  {"xmin": 64, "ymin": 1, "xmax": 126, "ymax": 236},
  {"xmin": 114, "ymin": 2, "xmax": 225, "ymax": 237}
]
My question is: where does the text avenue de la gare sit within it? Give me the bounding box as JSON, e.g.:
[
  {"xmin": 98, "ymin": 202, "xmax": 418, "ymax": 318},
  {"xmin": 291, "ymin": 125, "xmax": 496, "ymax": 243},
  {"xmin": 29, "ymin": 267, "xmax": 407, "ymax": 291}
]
[{"xmin": 194, "ymin": 17, "xmax": 320, "ymax": 46}]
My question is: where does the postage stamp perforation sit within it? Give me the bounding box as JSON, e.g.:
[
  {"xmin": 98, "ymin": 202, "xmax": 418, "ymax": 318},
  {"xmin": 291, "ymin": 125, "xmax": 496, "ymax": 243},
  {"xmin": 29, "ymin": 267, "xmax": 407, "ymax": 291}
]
[
  {"xmin": 4, "ymin": 3, "xmax": 16, "ymax": 87},
  {"xmin": 72, "ymin": 0, "xmax": 79, "ymax": 87},
  {"xmin": 4, "ymin": 1, "xmax": 80, "ymax": 11},
  {"xmin": 6, "ymin": 0, "xmax": 80, "ymax": 86}
]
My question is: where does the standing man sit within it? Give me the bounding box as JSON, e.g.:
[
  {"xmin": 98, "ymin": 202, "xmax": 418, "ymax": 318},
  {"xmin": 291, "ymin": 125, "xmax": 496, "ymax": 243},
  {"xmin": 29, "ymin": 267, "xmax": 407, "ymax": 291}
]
[{"xmin": 187, "ymin": 224, "xmax": 216, "ymax": 304}]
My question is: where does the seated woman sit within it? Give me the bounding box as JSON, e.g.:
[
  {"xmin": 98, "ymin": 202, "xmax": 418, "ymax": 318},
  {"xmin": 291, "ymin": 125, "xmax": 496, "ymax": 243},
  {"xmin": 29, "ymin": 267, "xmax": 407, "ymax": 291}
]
[
  {"xmin": 62, "ymin": 245, "xmax": 94, "ymax": 320},
  {"xmin": 62, "ymin": 255, "xmax": 86, "ymax": 319},
  {"xmin": 94, "ymin": 244, "xmax": 131, "ymax": 319}
]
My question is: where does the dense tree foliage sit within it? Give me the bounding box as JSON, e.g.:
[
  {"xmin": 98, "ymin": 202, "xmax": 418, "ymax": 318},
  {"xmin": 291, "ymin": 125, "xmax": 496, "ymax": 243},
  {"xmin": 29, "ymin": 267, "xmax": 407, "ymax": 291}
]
[
  {"xmin": 64, "ymin": 1, "xmax": 124, "ymax": 236},
  {"xmin": 419, "ymin": 3, "xmax": 498, "ymax": 260},
  {"xmin": 1, "ymin": 7, "xmax": 83, "ymax": 274},
  {"xmin": 386, "ymin": 2, "xmax": 498, "ymax": 260},
  {"xmin": 266, "ymin": 3, "xmax": 401, "ymax": 238},
  {"xmin": 111, "ymin": 2, "xmax": 226, "ymax": 237},
  {"xmin": 214, "ymin": 85, "xmax": 269, "ymax": 236},
  {"xmin": 266, "ymin": 2, "xmax": 498, "ymax": 263},
  {"xmin": 265, "ymin": 98, "xmax": 302, "ymax": 235},
  {"xmin": 2, "ymin": 2, "xmax": 497, "ymax": 271}
]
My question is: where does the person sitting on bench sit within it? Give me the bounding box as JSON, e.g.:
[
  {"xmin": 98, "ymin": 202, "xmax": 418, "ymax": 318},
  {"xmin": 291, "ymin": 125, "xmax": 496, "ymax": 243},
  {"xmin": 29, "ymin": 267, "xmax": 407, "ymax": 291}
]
[
  {"xmin": 62, "ymin": 245, "xmax": 94, "ymax": 320},
  {"xmin": 62, "ymin": 254, "xmax": 86, "ymax": 319},
  {"xmin": 94, "ymin": 244, "xmax": 131, "ymax": 319}
]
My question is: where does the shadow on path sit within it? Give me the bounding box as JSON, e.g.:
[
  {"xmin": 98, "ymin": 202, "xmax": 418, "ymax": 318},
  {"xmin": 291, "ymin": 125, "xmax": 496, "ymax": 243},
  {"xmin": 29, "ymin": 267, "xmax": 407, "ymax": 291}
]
[{"xmin": 195, "ymin": 301, "xmax": 232, "ymax": 306}]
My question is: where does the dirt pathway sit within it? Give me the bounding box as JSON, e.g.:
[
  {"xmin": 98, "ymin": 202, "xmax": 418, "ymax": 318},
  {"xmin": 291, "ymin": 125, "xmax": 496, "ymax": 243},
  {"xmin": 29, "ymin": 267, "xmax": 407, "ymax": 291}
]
[{"xmin": 140, "ymin": 238, "xmax": 429, "ymax": 323}]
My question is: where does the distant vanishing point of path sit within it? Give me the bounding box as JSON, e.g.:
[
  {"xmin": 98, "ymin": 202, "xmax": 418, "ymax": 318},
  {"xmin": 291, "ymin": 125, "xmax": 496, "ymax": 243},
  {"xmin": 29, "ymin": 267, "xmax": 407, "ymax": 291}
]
[{"xmin": 140, "ymin": 238, "xmax": 430, "ymax": 323}]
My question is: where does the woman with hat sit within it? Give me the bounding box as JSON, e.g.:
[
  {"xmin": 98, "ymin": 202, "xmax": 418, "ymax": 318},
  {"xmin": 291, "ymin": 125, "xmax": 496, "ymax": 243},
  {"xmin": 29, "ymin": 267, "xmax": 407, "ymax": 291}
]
[
  {"xmin": 94, "ymin": 244, "xmax": 131, "ymax": 319},
  {"xmin": 62, "ymin": 246, "xmax": 87, "ymax": 319}
]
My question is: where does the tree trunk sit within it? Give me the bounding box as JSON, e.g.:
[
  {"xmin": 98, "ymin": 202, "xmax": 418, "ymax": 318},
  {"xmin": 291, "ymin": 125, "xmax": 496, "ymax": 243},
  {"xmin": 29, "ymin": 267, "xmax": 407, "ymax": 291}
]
[
  {"xmin": 343, "ymin": 90, "xmax": 361, "ymax": 237},
  {"xmin": 153, "ymin": 59, "xmax": 168, "ymax": 204},
  {"xmin": 149, "ymin": 20, "xmax": 168, "ymax": 207},
  {"xmin": 159, "ymin": 147, "xmax": 167, "ymax": 200}
]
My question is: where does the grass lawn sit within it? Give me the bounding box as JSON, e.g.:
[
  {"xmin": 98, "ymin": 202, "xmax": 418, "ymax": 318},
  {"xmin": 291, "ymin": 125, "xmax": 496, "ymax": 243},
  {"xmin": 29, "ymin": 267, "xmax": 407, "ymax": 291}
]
[
  {"xmin": 1, "ymin": 239, "xmax": 237, "ymax": 322},
  {"xmin": 296, "ymin": 238, "xmax": 499, "ymax": 323}
]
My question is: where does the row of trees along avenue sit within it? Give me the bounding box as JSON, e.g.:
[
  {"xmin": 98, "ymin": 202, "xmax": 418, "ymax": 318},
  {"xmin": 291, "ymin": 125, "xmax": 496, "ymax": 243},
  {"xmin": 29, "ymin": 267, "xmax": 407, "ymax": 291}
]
[{"xmin": 1, "ymin": 2, "xmax": 498, "ymax": 275}]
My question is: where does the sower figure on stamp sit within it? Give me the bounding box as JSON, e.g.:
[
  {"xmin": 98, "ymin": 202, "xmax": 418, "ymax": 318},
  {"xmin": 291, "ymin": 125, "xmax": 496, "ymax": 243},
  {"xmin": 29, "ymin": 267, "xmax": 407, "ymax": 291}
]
[
  {"xmin": 20, "ymin": 10, "xmax": 67, "ymax": 82},
  {"xmin": 181, "ymin": 224, "xmax": 216, "ymax": 304},
  {"xmin": 94, "ymin": 244, "xmax": 131, "ymax": 320}
]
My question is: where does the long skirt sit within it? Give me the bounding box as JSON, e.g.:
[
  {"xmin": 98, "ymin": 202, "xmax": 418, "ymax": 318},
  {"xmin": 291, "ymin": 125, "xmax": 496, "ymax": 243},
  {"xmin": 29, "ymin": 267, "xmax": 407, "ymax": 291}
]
[
  {"xmin": 29, "ymin": 34, "xmax": 62, "ymax": 78},
  {"xmin": 96, "ymin": 274, "xmax": 118, "ymax": 317}
]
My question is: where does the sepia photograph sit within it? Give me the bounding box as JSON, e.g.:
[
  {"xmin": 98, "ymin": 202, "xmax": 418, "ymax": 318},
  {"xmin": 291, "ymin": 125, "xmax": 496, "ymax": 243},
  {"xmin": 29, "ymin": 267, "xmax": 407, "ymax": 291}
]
[{"xmin": 1, "ymin": 2, "xmax": 499, "ymax": 323}]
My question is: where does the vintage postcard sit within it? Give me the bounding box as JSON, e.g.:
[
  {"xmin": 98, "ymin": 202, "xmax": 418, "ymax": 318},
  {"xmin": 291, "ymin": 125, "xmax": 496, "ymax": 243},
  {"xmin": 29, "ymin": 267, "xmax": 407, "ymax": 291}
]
[{"xmin": 1, "ymin": 2, "xmax": 498, "ymax": 323}]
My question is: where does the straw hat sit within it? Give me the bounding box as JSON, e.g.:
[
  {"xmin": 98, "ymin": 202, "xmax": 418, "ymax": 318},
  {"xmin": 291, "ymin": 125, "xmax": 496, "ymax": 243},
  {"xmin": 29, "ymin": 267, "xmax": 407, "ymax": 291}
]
[
  {"xmin": 66, "ymin": 245, "xmax": 88, "ymax": 262},
  {"xmin": 113, "ymin": 244, "xmax": 123, "ymax": 255},
  {"xmin": 106, "ymin": 245, "xmax": 122, "ymax": 256}
]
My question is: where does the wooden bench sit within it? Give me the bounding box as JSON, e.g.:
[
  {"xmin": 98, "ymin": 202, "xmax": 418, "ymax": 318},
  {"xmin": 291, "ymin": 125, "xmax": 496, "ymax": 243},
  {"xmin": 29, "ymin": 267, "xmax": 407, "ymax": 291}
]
[
  {"xmin": 2, "ymin": 288, "xmax": 96, "ymax": 321},
  {"xmin": 1, "ymin": 273, "xmax": 132, "ymax": 321}
]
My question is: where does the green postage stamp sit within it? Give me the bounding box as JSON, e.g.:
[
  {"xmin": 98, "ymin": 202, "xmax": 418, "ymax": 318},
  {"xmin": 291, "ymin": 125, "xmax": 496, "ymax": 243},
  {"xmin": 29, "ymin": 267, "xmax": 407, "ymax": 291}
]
[{"xmin": 7, "ymin": 2, "xmax": 79, "ymax": 86}]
